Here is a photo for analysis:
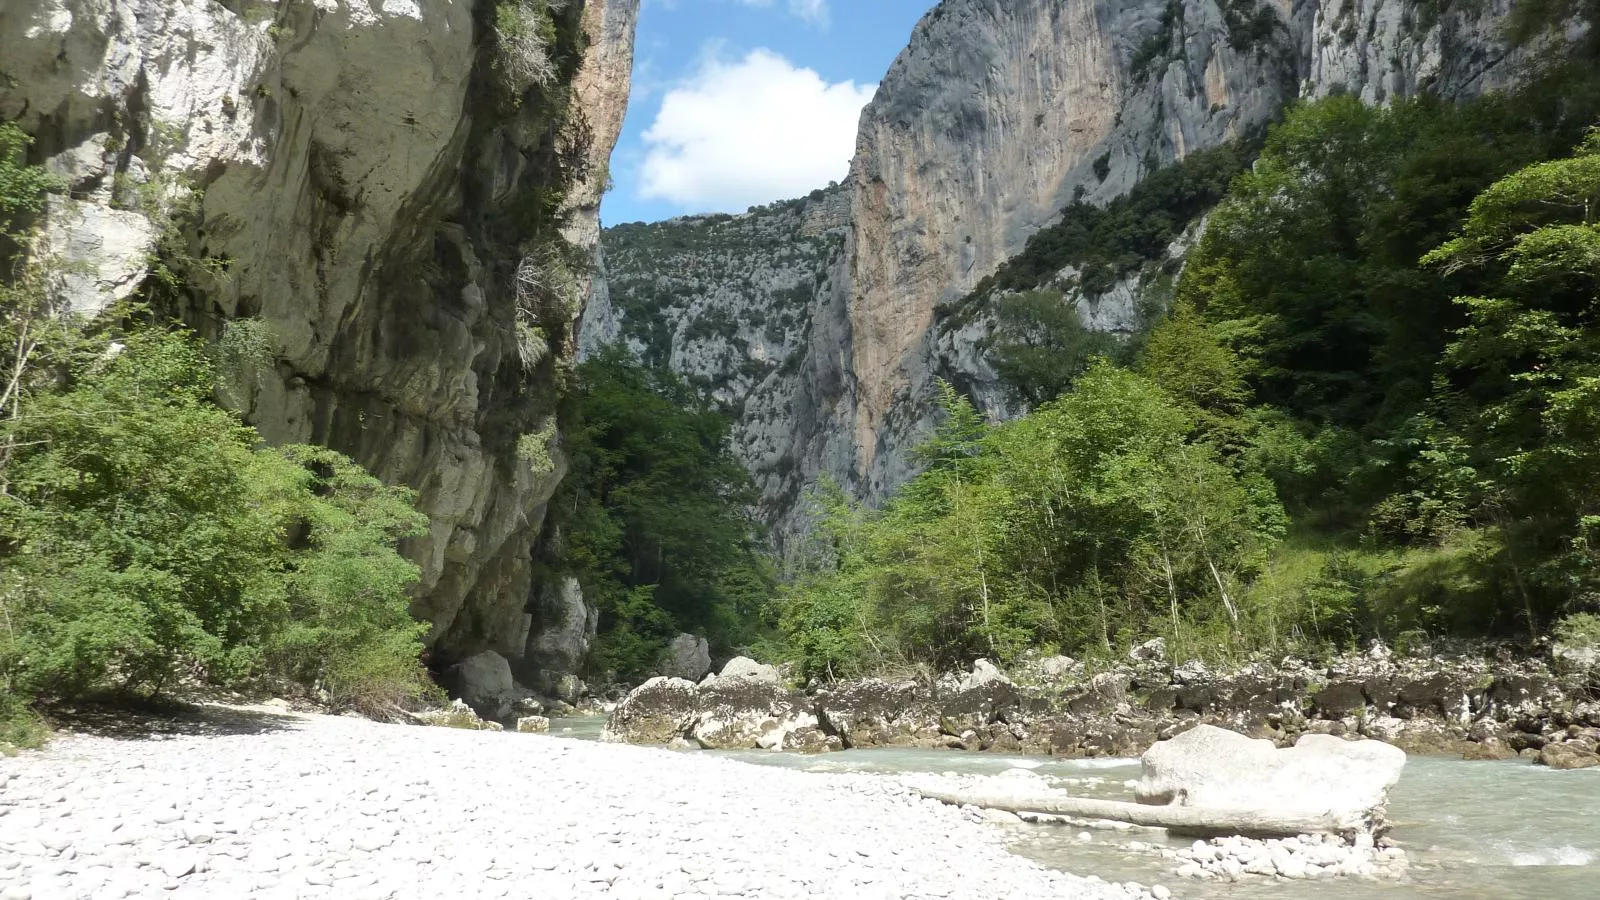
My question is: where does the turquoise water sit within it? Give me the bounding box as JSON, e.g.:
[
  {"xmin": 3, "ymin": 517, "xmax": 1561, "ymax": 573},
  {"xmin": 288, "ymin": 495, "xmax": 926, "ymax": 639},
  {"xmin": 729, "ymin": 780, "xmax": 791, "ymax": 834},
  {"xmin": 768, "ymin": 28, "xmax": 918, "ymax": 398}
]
[{"xmin": 547, "ymin": 720, "xmax": 1600, "ymax": 899}]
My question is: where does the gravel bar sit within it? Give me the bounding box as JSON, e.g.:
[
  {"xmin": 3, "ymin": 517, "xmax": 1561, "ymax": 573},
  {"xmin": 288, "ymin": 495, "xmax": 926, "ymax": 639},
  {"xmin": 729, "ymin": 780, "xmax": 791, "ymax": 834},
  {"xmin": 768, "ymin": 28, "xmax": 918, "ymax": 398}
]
[{"xmin": 0, "ymin": 708, "xmax": 1160, "ymax": 899}]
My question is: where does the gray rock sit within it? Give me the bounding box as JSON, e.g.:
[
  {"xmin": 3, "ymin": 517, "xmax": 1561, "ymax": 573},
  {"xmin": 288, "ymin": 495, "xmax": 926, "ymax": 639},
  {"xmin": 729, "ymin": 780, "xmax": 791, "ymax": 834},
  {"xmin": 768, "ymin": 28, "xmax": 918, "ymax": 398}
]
[
  {"xmin": 445, "ymin": 651, "xmax": 518, "ymax": 721},
  {"xmin": 0, "ymin": 0, "xmax": 641, "ymax": 669},
  {"xmin": 1136, "ymin": 725, "xmax": 1406, "ymax": 829},
  {"xmin": 1553, "ymin": 643, "xmax": 1598, "ymax": 676},
  {"xmin": 1538, "ymin": 742, "xmax": 1600, "ymax": 770},
  {"xmin": 516, "ymin": 716, "xmax": 551, "ymax": 734},
  {"xmin": 691, "ymin": 679, "xmax": 820, "ymax": 752},
  {"xmin": 658, "ymin": 634, "xmax": 712, "ymax": 682},
  {"xmin": 553, "ymin": 674, "xmax": 586, "ymax": 705},
  {"xmin": 602, "ymin": 677, "xmax": 701, "ymax": 745},
  {"xmin": 525, "ymin": 577, "xmax": 598, "ymax": 693},
  {"xmin": 815, "ymin": 679, "xmax": 927, "ymax": 749},
  {"xmin": 957, "ymin": 659, "xmax": 1012, "ymax": 692},
  {"xmin": 1172, "ymin": 659, "xmax": 1209, "ymax": 684},
  {"xmin": 1130, "ymin": 638, "xmax": 1168, "ymax": 664},
  {"xmin": 714, "ymin": 656, "xmax": 781, "ymax": 684}
]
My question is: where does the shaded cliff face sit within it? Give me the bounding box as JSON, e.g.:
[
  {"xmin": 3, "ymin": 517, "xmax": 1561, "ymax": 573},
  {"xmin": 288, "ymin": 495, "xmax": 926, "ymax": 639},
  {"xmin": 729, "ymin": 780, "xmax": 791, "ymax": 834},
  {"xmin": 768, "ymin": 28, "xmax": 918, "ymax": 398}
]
[
  {"xmin": 590, "ymin": 0, "xmax": 1565, "ymax": 547},
  {"xmin": 0, "ymin": 0, "xmax": 639, "ymax": 664}
]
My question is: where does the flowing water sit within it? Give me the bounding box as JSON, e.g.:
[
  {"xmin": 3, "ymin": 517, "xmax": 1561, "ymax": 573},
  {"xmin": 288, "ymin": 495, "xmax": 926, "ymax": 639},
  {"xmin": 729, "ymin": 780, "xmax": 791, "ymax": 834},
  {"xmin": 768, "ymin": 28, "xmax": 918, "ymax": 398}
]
[{"xmin": 549, "ymin": 719, "xmax": 1600, "ymax": 899}]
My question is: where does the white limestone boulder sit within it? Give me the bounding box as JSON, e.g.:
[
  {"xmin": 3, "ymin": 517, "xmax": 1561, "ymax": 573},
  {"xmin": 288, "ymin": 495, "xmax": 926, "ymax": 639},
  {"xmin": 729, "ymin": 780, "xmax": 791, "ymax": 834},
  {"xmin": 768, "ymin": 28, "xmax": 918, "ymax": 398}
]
[
  {"xmin": 602, "ymin": 677, "xmax": 700, "ymax": 745},
  {"xmin": 658, "ymin": 633, "xmax": 711, "ymax": 681},
  {"xmin": 1135, "ymin": 725, "xmax": 1406, "ymax": 829},
  {"xmin": 710, "ymin": 656, "xmax": 780, "ymax": 684}
]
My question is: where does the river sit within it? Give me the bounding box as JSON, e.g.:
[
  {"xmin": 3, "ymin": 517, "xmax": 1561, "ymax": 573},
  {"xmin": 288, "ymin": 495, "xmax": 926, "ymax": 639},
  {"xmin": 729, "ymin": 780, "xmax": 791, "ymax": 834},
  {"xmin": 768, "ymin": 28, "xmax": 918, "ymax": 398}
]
[{"xmin": 547, "ymin": 718, "xmax": 1599, "ymax": 899}]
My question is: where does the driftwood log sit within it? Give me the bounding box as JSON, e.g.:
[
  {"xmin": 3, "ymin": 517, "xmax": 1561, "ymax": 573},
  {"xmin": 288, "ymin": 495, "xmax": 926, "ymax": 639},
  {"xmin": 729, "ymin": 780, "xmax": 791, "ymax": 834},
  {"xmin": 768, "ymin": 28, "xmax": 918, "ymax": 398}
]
[{"xmin": 912, "ymin": 787, "xmax": 1369, "ymax": 838}]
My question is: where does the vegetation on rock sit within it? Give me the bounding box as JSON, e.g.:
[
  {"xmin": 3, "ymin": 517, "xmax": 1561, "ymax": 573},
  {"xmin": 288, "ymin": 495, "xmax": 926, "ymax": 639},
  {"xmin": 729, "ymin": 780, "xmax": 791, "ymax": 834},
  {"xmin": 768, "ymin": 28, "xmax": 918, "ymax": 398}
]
[
  {"xmin": 0, "ymin": 121, "xmax": 435, "ymax": 749},
  {"xmin": 769, "ymin": 57, "xmax": 1600, "ymax": 675}
]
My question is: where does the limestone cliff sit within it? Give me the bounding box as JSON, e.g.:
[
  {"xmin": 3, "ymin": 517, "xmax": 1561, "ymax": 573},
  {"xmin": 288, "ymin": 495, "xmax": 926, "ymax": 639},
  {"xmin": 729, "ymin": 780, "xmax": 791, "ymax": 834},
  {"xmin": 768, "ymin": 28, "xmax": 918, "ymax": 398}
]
[
  {"xmin": 0, "ymin": 0, "xmax": 640, "ymax": 667},
  {"xmin": 588, "ymin": 0, "xmax": 1577, "ymax": 548}
]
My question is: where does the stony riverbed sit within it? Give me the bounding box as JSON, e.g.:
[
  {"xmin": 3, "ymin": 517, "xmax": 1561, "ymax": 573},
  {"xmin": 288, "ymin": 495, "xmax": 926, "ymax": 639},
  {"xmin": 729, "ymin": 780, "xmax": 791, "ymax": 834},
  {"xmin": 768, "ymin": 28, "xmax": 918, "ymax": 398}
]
[{"xmin": 0, "ymin": 707, "xmax": 1161, "ymax": 900}]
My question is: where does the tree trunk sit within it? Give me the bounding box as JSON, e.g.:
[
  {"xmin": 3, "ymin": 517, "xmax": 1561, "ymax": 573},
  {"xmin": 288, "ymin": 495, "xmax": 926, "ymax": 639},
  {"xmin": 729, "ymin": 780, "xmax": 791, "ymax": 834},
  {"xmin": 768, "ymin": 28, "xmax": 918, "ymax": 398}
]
[{"xmin": 912, "ymin": 787, "xmax": 1368, "ymax": 838}]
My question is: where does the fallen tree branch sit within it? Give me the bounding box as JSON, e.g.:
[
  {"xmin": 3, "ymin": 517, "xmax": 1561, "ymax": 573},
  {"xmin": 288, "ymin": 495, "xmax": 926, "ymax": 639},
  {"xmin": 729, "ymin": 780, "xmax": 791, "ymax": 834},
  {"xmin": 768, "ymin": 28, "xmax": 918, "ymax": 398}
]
[{"xmin": 912, "ymin": 787, "xmax": 1368, "ymax": 838}]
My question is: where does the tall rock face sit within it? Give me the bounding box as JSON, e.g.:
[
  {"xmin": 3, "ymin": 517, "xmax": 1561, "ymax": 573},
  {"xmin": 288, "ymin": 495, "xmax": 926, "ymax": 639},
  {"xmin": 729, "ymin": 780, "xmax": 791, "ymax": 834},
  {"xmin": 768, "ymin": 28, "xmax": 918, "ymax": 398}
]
[
  {"xmin": 589, "ymin": 0, "xmax": 1572, "ymax": 548},
  {"xmin": 0, "ymin": 0, "xmax": 640, "ymax": 666}
]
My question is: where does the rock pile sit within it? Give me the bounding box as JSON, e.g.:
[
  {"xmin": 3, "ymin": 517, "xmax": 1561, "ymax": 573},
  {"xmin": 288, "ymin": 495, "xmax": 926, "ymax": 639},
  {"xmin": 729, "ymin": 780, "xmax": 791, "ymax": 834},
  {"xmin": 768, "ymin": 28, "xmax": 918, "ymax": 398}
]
[
  {"xmin": 1162, "ymin": 833, "xmax": 1408, "ymax": 881},
  {"xmin": 604, "ymin": 646, "xmax": 1600, "ymax": 761},
  {"xmin": 603, "ymin": 670, "xmax": 839, "ymax": 753}
]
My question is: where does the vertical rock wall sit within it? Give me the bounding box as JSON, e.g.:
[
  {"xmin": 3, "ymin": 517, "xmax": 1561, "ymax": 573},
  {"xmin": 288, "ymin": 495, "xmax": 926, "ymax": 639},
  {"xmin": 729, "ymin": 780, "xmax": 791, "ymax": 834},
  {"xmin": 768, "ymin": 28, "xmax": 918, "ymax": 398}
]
[
  {"xmin": 0, "ymin": 0, "xmax": 640, "ymax": 665},
  {"xmin": 590, "ymin": 0, "xmax": 1573, "ymax": 549}
]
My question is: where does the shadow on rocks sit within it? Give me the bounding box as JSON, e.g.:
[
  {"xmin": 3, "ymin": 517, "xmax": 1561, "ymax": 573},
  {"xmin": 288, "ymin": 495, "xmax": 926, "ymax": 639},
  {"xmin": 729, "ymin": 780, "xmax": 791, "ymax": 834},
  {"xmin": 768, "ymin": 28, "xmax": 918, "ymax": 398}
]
[{"xmin": 41, "ymin": 695, "xmax": 302, "ymax": 741}]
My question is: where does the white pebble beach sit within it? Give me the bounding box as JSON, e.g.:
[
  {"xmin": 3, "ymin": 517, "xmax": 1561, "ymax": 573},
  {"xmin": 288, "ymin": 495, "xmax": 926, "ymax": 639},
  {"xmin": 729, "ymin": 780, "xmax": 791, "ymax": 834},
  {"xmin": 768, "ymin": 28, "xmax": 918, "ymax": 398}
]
[{"xmin": 0, "ymin": 708, "xmax": 1160, "ymax": 900}]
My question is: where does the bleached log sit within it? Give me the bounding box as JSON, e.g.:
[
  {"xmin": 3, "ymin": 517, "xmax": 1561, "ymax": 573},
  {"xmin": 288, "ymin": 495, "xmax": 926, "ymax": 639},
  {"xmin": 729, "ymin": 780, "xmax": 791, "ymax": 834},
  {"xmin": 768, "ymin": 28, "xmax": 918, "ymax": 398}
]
[{"xmin": 912, "ymin": 787, "xmax": 1368, "ymax": 838}]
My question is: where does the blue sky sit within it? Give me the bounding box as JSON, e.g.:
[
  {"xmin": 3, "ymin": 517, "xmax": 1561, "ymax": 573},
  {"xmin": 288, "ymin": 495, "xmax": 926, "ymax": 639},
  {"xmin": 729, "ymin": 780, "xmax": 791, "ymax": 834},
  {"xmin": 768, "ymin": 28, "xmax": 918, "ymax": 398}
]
[{"xmin": 603, "ymin": 0, "xmax": 935, "ymax": 225}]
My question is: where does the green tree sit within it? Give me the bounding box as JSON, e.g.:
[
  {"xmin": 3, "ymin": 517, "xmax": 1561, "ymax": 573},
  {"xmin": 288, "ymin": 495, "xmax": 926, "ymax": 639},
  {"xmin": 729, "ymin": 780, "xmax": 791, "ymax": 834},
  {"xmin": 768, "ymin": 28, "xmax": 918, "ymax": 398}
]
[
  {"xmin": 0, "ymin": 329, "xmax": 432, "ymax": 716},
  {"xmin": 1417, "ymin": 129, "xmax": 1600, "ymax": 633},
  {"xmin": 552, "ymin": 347, "xmax": 775, "ymax": 679},
  {"xmin": 990, "ymin": 290, "xmax": 1121, "ymax": 406}
]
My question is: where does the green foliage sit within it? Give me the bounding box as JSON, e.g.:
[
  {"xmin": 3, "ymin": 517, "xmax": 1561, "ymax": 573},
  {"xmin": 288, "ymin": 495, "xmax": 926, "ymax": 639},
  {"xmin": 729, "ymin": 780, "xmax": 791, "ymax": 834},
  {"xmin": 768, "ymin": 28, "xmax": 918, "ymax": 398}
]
[
  {"xmin": 551, "ymin": 348, "xmax": 775, "ymax": 680},
  {"xmin": 494, "ymin": 0, "xmax": 560, "ymax": 88},
  {"xmin": 1555, "ymin": 612, "xmax": 1600, "ymax": 648},
  {"xmin": 951, "ymin": 140, "xmax": 1254, "ymax": 319},
  {"xmin": 989, "ymin": 290, "xmax": 1122, "ymax": 406},
  {"xmin": 0, "ymin": 328, "xmax": 432, "ymax": 715},
  {"xmin": 1221, "ymin": 0, "xmax": 1282, "ymax": 51},
  {"xmin": 516, "ymin": 418, "xmax": 558, "ymax": 478},
  {"xmin": 1162, "ymin": 62, "xmax": 1600, "ymax": 643},
  {"xmin": 0, "ymin": 123, "xmax": 62, "ymax": 237},
  {"xmin": 774, "ymin": 368, "xmax": 1287, "ymax": 674}
]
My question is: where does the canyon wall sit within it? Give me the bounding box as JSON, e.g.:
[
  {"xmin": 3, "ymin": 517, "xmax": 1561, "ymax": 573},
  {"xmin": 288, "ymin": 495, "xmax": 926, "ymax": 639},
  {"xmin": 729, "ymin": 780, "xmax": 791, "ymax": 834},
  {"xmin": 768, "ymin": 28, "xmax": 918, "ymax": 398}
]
[
  {"xmin": 0, "ymin": 0, "xmax": 639, "ymax": 667},
  {"xmin": 586, "ymin": 0, "xmax": 1568, "ymax": 549}
]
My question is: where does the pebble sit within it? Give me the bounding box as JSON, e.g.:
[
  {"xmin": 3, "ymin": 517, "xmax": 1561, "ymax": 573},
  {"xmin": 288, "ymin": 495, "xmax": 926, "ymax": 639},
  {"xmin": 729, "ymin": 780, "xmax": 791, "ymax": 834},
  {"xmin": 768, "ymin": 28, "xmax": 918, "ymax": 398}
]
[{"xmin": 0, "ymin": 711, "xmax": 1158, "ymax": 900}]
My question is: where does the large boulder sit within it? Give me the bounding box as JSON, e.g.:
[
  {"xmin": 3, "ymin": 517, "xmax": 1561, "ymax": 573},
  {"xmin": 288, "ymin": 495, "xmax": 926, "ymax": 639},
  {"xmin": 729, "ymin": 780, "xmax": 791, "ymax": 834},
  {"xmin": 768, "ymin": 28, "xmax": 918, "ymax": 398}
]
[
  {"xmin": 1538, "ymin": 742, "xmax": 1600, "ymax": 770},
  {"xmin": 1136, "ymin": 725, "xmax": 1406, "ymax": 829},
  {"xmin": 816, "ymin": 679, "xmax": 928, "ymax": 748},
  {"xmin": 602, "ymin": 677, "xmax": 700, "ymax": 745},
  {"xmin": 658, "ymin": 634, "xmax": 712, "ymax": 681},
  {"xmin": 417, "ymin": 699, "xmax": 502, "ymax": 732},
  {"xmin": 691, "ymin": 678, "xmax": 834, "ymax": 752},
  {"xmin": 524, "ymin": 577, "xmax": 597, "ymax": 694},
  {"xmin": 1553, "ymin": 642, "xmax": 1599, "ymax": 676},
  {"xmin": 711, "ymin": 656, "xmax": 781, "ymax": 684},
  {"xmin": 939, "ymin": 660, "xmax": 1020, "ymax": 733},
  {"xmin": 444, "ymin": 651, "xmax": 518, "ymax": 720},
  {"xmin": 553, "ymin": 674, "xmax": 586, "ymax": 704}
]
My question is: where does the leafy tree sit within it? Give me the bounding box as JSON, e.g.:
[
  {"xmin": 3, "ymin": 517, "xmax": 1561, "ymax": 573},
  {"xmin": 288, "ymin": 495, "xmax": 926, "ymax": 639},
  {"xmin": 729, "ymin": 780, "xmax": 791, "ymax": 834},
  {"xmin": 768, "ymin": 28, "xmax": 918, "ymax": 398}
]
[
  {"xmin": 0, "ymin": 328, "xmax": 432, "ymax": 715},
  {"xmin": 0, "ymin": 123, "xmax": 61, "ymax": 237},
  {"xmin": 552, "ymin": 347, "xmax": 774, "ymax": 679},
  {"xmin": 1415, "ymin": 130, "xmax": 1600, "ymax": 633},
  {"xmin": 989, "ymin": 290, "xmax": 1122, "ymax": 406},
  {"xmin": 773, "ymin": 366, "xmax": 1287, "ymax": 671}
]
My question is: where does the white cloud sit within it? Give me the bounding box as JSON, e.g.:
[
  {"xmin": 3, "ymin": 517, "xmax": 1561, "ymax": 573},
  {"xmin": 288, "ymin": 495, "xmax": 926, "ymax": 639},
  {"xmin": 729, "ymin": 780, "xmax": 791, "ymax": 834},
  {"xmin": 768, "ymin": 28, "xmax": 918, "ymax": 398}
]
[
  {"xmin": 638, "ymin": 49, "xmax": 874, "ymax": 212},
  {"xmin": 735, "ymin": 0, "xmax": 830, "ymax": 26}
]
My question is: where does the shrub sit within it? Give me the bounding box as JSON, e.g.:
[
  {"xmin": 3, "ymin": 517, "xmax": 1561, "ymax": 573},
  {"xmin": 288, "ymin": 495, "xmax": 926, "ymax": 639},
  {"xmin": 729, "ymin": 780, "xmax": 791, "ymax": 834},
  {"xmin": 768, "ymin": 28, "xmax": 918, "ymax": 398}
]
[
  {"xmin": 0, "ymin": 327, "xmax": 432, "ymax": 714},
  {"xmin": 495, "ymin": 0, "xmax": 561, "ymax": 88},
  {"xmin": 1555, "ymin": 613, "xmax": 1600, "ymax": 649}
]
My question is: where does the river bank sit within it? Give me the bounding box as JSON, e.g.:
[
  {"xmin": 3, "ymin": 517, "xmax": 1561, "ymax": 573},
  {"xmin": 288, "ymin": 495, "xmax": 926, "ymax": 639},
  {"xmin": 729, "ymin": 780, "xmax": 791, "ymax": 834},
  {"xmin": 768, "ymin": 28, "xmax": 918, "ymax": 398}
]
[
  {"xmin": 601, "ymin": 642, "xmax": 1600, "ymax": 764},
  {"xmin": 545, "ymin": 717, "xmax": 1600, "ymax": 900},
  {"xmin": 0, "ymin": 706, "xmax": 1160, "ymax": 900}
]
